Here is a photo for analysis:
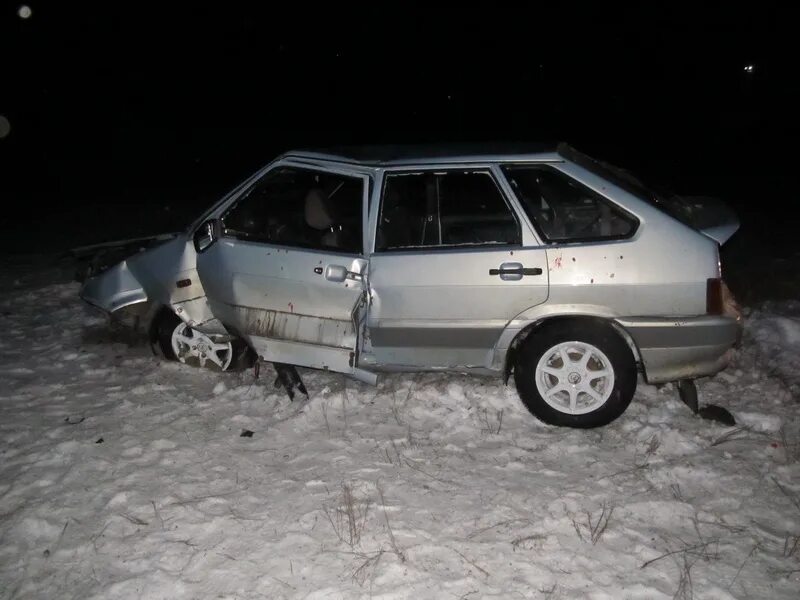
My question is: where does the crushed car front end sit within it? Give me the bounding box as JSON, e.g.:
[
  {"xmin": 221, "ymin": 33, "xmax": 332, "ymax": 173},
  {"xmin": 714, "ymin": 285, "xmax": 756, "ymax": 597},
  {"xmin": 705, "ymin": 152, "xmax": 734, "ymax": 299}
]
[{"xmin": 78, "ymin": 233, "xmax": 222, "ymax": 335}]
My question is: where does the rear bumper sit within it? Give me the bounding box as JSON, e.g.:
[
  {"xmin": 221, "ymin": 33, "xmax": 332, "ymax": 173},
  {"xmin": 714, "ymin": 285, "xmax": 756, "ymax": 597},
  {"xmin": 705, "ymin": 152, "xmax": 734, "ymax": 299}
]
[{"xmin": 615, "ymin": 315, "xmax": 741, "ymax": 383}]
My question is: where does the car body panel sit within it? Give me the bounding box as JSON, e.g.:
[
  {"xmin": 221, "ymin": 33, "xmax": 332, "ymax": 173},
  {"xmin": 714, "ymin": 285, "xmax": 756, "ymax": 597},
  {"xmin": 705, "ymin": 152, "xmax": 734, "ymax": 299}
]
[
  {"xmin": 80, "ymin": 259, "xmax": 149, "ymax": 314},
  {"xmin": 527, "ymin": 161, "xmax": 720, "ymax": 317},
  {"xmin": 364, "ymin": 246, "xmax": 548, "ymax": 370},
  {"xmin": 616, "ymin": 315, "xmax": 740, "ymax": 382},
  {"xmin": 80, "ymin": 235, "xmax": 228, "ymax": 335}
]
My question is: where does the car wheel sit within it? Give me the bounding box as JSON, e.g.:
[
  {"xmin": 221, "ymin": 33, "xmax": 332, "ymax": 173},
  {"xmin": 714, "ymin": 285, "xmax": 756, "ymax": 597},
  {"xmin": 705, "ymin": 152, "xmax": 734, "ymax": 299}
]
[
  {"xmin": 154, "ymin": 309, "xmax": 254, "ymax": 371},
  {"xmin": 514, "ymin": 321, "xmax": 637, "ymax": 428}
]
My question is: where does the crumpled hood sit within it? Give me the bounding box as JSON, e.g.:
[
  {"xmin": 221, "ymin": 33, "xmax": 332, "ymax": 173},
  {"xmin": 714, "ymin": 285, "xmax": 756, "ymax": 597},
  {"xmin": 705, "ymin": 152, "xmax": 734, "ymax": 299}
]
[{"xmin": 79, "ymin": 234, "xmax": 196, "ymax": 313}]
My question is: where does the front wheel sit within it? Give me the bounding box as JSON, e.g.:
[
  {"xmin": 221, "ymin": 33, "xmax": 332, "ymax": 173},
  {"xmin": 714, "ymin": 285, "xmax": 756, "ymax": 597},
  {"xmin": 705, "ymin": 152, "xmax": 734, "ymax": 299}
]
[
  {"xmin": 514, "ymin": 321, "xmax": 637, "ymax": 428},
  {"xmin": 153, "ymin": 309, "xmax": 254, "ymax": 371}
]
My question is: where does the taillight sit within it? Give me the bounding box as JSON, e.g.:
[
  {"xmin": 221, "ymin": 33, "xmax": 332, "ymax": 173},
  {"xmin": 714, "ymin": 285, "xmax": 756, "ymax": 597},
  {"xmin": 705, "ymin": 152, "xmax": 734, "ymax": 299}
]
[{"xmin": 707, "ymin": 278, "xmax": 723, "ymax": 315}]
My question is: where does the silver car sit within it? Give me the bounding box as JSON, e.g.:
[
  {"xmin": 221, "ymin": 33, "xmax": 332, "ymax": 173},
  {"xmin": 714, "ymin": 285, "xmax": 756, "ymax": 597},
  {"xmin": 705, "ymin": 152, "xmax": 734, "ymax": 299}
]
[{"xmin": 80, "ymin": 143, "xmax": 741, "ymax": 428}]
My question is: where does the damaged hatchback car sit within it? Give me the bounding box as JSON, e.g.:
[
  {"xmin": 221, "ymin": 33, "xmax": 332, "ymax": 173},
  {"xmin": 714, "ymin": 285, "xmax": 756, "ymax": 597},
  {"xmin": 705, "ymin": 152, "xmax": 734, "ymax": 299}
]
[{"xmin": 80, "ymin": 143, "xmax": 742, "ymax": 428}]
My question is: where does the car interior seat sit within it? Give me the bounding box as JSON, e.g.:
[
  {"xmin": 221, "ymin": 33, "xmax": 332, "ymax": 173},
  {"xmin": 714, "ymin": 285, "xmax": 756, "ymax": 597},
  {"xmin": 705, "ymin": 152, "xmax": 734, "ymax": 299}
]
[
  {"xmin": 536, "ymin": 176, "xmax": 567, "ymax": 239},
  {"xmin": 377, "ymin": 185, "xmax": 412, "ymax": 249},
  {"xmin": 304, "ymin": 187, "xmax": 345, "ymax": 249}
]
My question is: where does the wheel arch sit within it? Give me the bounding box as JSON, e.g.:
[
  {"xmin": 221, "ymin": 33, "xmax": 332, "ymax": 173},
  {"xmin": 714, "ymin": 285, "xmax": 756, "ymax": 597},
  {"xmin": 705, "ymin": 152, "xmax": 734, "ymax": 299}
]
[{"xmin": 502, "ymin": 314, "xmax": 643, "ymax": 383}]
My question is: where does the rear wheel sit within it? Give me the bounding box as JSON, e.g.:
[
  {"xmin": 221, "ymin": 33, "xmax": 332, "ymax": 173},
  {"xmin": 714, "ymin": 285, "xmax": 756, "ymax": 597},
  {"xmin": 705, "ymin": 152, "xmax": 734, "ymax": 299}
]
[{"xmin": 514, "ymin": 321, "xmax": 637, "ymax": 428}]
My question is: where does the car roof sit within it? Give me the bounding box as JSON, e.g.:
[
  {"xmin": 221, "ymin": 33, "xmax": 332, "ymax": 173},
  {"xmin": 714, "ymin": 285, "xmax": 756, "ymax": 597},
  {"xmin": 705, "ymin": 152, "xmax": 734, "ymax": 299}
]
[{"xmin": 282, "ymin": 142, "xmax": 563, "ymax": 166}]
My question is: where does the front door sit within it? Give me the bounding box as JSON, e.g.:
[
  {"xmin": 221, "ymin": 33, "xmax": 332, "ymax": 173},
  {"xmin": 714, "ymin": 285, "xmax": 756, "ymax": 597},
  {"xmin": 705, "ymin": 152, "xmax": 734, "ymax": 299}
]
[{"xmin": 196, "ymin": 163, "xmax": 374, "ymax": 381}]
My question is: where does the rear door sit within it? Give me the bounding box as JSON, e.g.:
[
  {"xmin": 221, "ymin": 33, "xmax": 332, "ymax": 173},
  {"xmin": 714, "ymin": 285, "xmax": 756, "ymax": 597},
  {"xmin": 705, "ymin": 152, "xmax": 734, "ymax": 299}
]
[
  {"xmin": 196, "ymin": 162, "xmax": 375, "ymax": 381},
  {"xmin": 364, "ymin": 166, "xmax": 549, "ymax": 370}
]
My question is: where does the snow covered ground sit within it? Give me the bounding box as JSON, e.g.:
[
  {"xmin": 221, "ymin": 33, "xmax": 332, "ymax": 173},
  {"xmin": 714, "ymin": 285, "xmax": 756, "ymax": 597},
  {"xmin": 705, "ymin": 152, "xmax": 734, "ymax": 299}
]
[{"xmin": 1, "ymin": 260, "xmax": 799, "ymax": 599}]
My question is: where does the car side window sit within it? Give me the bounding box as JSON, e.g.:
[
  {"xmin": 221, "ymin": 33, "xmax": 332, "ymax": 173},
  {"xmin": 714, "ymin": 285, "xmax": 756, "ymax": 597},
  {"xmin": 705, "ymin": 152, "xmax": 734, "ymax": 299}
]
[
  {"xmin": 501, "ymin": 165, "xmax": 638, "ymax": 242},
  {"xmin": 376, "ymin": 170, "xmax": 520, "ymax": 251},
  {"xmin": 221, "ymin": 167, "xmax": 363, "ymax": 254}
]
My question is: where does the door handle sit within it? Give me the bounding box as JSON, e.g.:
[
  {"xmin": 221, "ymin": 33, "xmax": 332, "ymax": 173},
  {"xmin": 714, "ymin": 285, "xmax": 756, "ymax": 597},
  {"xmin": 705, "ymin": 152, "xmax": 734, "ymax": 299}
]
[
  {"xmin": 489, "ymin": 262, "xmax": 543, "ymax": 281},
  {"xmin": 489, "ymin": 267, "xmax": 542, "ymax": 276}
]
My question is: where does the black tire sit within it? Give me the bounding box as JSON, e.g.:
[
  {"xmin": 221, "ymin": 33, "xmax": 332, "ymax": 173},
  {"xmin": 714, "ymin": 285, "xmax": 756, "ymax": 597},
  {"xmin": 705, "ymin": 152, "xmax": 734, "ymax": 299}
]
[
  {"xmin": 154, "ymin": 309, "xmax": 181, "ymax": 361},
  {"xmin": 513, "ymin": 320, "xmax": 637, "ymax": 428},
  {"xmin": 228, "ymin": 339, "xmax": 257, "ymax": 371},
  {"xmin": 152, "ymin": 308, "xmax": 256, "ymax": 371}
]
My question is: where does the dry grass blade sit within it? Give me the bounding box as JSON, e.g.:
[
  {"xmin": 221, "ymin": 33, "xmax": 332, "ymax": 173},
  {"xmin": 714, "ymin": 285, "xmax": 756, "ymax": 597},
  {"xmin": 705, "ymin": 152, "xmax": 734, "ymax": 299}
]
[
  {"xmin": 778, "ymin": 426, "xmax": 800, "ymax": 463},
  {"xmin": 323, "ymin": 482, "xmax": 370, "ymax": 548},
  {"xmin": 467, "ymin": 518, "xmax": 532, "ymax": 540},
  {"xmin": 480, "ymin": 408, "xmax": 504, "ymax": 434},
  {"xmin": 570, "ymin": 503, "xmax": 614, "ymax": 545},
  {"xmin": 322, "ymin": 402, "xmax": 331, "ymax": 437},
  {"xmin": 596, "ymin": 463, "xmax": 648, "ymax": 481},
  {"xmin": 587, "ymin": 503, "xmax": 614, "ymax": 545},
  {"xmin": 511, "ymin": 533, "xmax": 546, "ymax": 551},
  {"xmin": 670, "ymin": 484, "xmax": 685, "ymax": 502},
  {"xmin": 673, "ymin": 552, "xmax": 694, "ymax": 600},
  {"xmin": 783, "ymin": 535, "xmax": 799, "ymax": 557},
  {"xmin": 710, "ymin": 426, "xmax": 750, "ymax": 447},
  {"xmin": 351, "ymin": 550, "xmax": 384, "ymax": 586},
  {"xmin": 640, "ymin": 539, "xmax": 719, "ymax": 569},
  {"xmin": 377, "ymin": 482, "xmax": 405, "ymax": 563},
  {"xmin": 772, "ymin": 477, "xmax": 800, "ymax": 513},
  {"xmin": 391, "ymin": 376, "xmax": 417, "ymax": 427},
  {"xmin": 118, "ymin": 512, "xmax": 148, "ymax": 526},
  {"xmin": 728, "ymin": 543, "xmax": 758, "ymax": 590},
  {"xmin": 403, "ymin": 457, "xmax": 457, "ymax": 486},
  {"xmin": 449, "ymin": 546, "xmax": 490, "ymax": 579}
]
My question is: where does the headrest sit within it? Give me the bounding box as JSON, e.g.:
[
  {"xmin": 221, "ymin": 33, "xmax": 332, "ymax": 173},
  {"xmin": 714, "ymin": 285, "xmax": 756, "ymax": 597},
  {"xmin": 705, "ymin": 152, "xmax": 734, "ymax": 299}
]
[{"xmin": 304, "ymin": 188, "xmax": 334, "ymax": 230}]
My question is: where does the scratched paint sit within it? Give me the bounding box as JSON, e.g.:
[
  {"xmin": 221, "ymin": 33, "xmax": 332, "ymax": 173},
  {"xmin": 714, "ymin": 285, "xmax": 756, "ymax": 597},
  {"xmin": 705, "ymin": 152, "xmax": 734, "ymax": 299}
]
[{"xmin": 231, "ymin": 305, "xmax": 355, "ymax": 349}]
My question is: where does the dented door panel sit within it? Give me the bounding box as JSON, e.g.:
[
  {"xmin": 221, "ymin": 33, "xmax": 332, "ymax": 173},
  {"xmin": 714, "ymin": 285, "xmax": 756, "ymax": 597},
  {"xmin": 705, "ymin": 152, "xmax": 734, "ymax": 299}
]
[
  {"xmin": 197, "ymin": 241, "xmax": 366, "ymax": 372},
  {"xmin": 227, "ymin": 305, "xmax": 357, "ymax": 349},
  {"xmin": 195, "ymin": 164, "xmax": 372, "ymax": 376},
  {"xmin": 199, "ymin": 241, "xmax": 364, "ymax": 338}
]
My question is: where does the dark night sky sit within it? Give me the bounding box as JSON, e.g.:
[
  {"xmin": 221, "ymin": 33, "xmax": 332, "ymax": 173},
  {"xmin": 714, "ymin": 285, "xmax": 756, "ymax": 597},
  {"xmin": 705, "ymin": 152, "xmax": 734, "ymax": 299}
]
[{"xmin": 1, "ymin": 2, "xmax": 796, "ymax": 252}]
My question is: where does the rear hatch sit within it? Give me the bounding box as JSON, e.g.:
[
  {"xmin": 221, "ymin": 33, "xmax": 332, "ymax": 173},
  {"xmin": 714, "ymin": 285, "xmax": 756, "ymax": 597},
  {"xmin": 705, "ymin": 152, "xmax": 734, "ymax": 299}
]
[{"xmin": 646, "ymin": 194, "xmax": 739, "ymax": 244}]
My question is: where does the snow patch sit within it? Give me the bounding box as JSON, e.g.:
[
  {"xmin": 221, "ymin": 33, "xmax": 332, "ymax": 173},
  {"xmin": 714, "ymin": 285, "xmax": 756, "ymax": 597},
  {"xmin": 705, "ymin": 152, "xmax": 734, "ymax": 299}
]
[
  {"xmin": 736, "ymin": 411, "xmax": 783, "ymax": 432},
  {"xmin": 0, "ymin": 278, "xmax": 798, "ymax": 598}
]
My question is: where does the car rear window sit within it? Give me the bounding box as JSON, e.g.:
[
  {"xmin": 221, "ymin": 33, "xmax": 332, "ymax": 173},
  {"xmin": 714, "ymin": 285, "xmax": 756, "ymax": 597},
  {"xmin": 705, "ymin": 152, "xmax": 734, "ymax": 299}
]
[{"xmin": 501, "ymin": 165, "xmax": 638, "ymax": 243}]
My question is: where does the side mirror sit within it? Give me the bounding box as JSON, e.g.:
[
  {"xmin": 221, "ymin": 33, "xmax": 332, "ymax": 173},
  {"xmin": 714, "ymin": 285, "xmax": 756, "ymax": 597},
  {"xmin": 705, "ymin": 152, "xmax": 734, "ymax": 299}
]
[
  {"xmin": 193, "ymin": 219, "xmax": 219, "ymax": 253},
  {"xmin": 324, "ymin": 264, "xmax": 362, "ymax": 283},
  {"xmin": 324, "ymin": 264, "xmax": 348, "ymax": 282}
]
